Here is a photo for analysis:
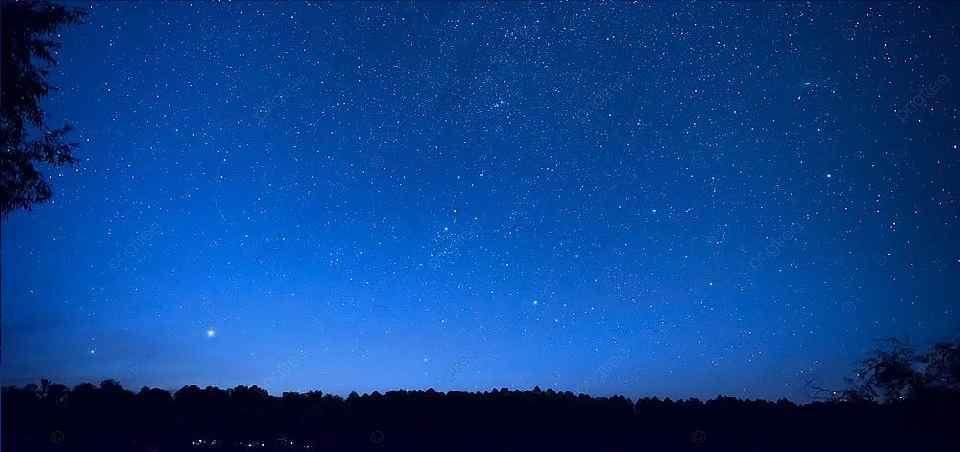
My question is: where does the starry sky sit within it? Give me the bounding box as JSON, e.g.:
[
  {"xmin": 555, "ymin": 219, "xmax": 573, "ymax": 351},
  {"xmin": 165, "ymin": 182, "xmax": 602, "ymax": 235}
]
[{"xmin": 3, "ymin": 1, "xmax": 959, "ymax": 402}]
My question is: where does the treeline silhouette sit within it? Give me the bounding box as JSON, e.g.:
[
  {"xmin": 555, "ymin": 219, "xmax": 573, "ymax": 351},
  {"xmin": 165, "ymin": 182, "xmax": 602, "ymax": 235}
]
[{"xmin": 4, "ymin": 340, "xmax": 958, "ymax": 452}]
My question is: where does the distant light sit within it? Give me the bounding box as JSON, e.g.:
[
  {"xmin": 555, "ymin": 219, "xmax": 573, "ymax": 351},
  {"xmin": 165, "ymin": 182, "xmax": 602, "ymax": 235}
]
[
  {"xmin": 206, "ymin": 328, "xmax": 216, "ymax": 338},
  {"xmin": 826, "ymin": 173, "xmax": 833, "ymax": 179}
]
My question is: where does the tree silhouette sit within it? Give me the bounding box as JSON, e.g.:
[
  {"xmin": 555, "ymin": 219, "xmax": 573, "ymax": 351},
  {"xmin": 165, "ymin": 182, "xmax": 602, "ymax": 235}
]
[
  {"xmin": 845, "ymin": 338, "xmax": 960, "ymax": 403},
  {"xmin": 1, "ymin": 0, "xmax": 85, "ymax": 215},
  {"xmin": 4, "ymin": 361, "xmax": 959, "ymax": 452},
  {"xmin": 922, "ymin": 341, "xmax": 960, "ymax": 394}
]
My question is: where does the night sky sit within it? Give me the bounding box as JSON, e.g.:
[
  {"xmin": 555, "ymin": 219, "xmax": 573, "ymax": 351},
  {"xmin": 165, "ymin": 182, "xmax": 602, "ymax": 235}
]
[{"xmin": 3, "ymin": 1, "xmax": 959, "ymax": 402}]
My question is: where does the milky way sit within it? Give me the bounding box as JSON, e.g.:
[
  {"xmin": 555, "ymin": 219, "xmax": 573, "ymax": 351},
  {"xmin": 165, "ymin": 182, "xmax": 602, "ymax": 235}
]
[{"xmin": 4, "ymin": 1, "xmax": 959, "ymax": 401}]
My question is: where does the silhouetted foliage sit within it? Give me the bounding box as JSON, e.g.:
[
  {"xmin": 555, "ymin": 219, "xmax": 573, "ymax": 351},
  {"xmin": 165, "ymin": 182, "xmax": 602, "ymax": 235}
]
[
  {"xmin": 4, "ymin": 342, "xmax": 957, "ymax": 451},
  {"xmin": 840, "ymin": 338, "xmax": 960, "ymax": 404},
  {"xmin": 4, "ymin": 366, "xmax": 959, "ymax": 451},
  {"xmin": 0, "ymin": 0, "xmax": 85, "ymax": 215}
]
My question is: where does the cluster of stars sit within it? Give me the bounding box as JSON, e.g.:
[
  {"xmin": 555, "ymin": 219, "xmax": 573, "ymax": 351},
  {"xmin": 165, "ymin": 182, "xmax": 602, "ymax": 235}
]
[{"xmin": 2, "ymin": 1, "xmax": 958, "ymax": 402}]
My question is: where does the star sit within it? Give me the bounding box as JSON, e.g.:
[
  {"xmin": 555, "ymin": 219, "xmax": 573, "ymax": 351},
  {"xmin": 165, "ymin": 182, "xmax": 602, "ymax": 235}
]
[{"xmin": 7, "ymin": 0, "xmax": 957, "ymax": 404}]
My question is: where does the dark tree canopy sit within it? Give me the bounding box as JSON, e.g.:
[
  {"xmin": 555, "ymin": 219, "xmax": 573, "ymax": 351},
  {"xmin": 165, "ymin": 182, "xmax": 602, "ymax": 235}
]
[
  {"xmin": 3, "ymin": 375, "xmax": 958, "ymax": 452},
  {"xmin": 847, "ymin": 338, "xmax": 960, "ymax": 403},
  {"xmin": 0, "ymin": 0, "xmax": 84, "ymax": 216}
]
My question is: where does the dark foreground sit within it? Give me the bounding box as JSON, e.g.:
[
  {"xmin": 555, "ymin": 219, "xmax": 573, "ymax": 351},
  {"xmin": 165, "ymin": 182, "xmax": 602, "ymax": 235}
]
[{"xmin": 3, "ymin": 381, "xmax": 957, "ymax": 452}]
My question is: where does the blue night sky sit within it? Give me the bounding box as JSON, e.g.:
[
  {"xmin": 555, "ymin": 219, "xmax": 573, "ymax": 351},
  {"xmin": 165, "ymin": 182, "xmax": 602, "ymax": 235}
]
[{"xmin": 3, "ymin": 1, "xmax": 959, "ymax": 402}]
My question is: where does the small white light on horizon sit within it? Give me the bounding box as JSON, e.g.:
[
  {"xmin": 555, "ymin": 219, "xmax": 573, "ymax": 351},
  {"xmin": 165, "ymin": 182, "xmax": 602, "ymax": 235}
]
[{"xmin": 206, "ymin": 328, "xmax": 216, "ymax": 338}]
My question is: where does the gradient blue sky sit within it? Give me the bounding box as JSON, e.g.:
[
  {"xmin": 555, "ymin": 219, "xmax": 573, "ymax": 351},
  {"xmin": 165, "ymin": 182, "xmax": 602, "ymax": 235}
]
[{"xmin": 3, "ymin": 1, "xmax": 959, "ymax": 401}]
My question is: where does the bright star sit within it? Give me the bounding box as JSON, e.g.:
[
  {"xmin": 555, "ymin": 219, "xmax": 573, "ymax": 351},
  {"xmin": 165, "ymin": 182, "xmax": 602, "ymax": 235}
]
[{"xmin": 206, "ymin": 328, "xmax": 216, "ymax": 338}]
